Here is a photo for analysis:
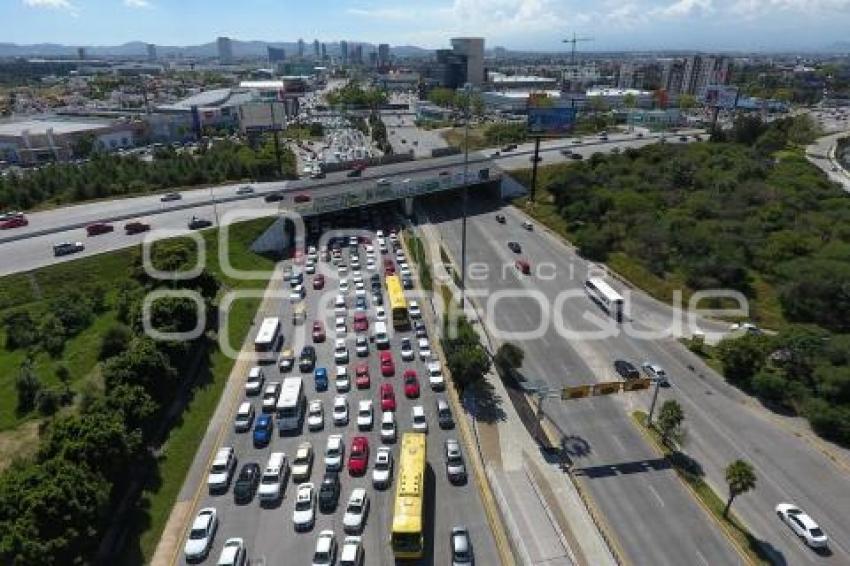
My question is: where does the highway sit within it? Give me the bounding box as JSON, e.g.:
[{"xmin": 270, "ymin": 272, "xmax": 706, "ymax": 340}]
[
  {"xmin": 423, "ymin": 192, "xmax": 850, "ymax": 565},
  {"xmin": 0, "ymin": 131, "xmax": 665, "ymax": 277},
  {"xmin": 174, "ymin": 213, "xmax": 500, "ymax": 565}
]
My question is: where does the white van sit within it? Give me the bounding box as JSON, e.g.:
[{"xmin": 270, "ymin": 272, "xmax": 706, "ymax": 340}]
[
  {"xmin": 374, "ymin": 321, "xmax": 389, "ymax": 349},
  {"xmin": 258, "ymin": 452, "xmax": 288, "ymax": 503}
]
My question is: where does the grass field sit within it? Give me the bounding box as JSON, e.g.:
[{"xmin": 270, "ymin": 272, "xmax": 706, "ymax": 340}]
[{"xmin": 441, "ymin": 126, "xmax": 489, "ymax": 151}]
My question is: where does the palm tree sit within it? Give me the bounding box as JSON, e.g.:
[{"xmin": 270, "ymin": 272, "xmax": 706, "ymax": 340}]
[{"xmin": 724, "ymin": 459, "xmax": 756, "ymax": 518}]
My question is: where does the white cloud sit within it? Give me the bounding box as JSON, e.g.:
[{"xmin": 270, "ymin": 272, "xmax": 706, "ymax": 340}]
[
  {"xmin": 732, "ymin": 0, "xmax": 850, "ymax": 16},
  {"xmin": 346, "ymin": 7, "xmax": 413, "ymax": 20},
  {"xmin": 124, "ymin": 0, "xmax": 152, "ymax": 7},
  {"xmin": 22, "ymin": 0, "xmax": 74, "ymax": 8},
  {"xmin": 654, "ymin": 0, "xmax": 714, "ymax": 17}
]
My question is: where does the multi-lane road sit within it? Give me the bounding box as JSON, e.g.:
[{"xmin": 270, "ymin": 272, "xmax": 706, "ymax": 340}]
[
  {"xmin": 0, "ymin": 131, "xmax": 668, "ymax": 276},
  {"xmin": 423, "ymin": 191, "xmax": 850, "ymax": 565},
  {"xmin": 173, "ymin": 215, "xmax": 499, "ymax": 565}
]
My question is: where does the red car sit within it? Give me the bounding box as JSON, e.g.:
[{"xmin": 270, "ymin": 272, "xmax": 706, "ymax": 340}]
[
  {"xmin": 86, "ymin": 222, "xmax": 114, "ymax": 236},
  {"xmin": 311, "ymin": 321, "xmax": 325, "ymax": 343},
  {"xmin": 383, "ymin": 258, "xmax": 395, "ymax": 272},
  {"xmin": 0, "ymin": 215, "xmax": 28, "ymax": 229},
  {"xmin": 515, "ymin": 259, "xmax": 531, "ymax": 274},
  {"xmin": 353, "ymin": 312, "xmax": 368, "ymax": 332},
  {"xmin": 355, "ymin": 364, "xmax": 371, "ymax": 389},
  {"xmin": 403, "ymin": 369, "xmax": 420, "ymax": 398},
  {"xmin": 124, "ymin": 221, "xmax": 150, "ymax": 235},
  {"xmin": 348, "ymin": 436, "xmax": 369, "ymax": 476},
  {"xmin": 380, "ymin": 351, "xmax": 395, "ymax": 377},
  {"xmin": 380, "ymin": 382, "xmax": 396, "ymax": 411},
  {"xmin": 294, "ymin": 193, "xmax": 311, "ymax": 203},
  {"xmin": 313, "ymin": 274, "xmax": 325, "ymax": 290}
]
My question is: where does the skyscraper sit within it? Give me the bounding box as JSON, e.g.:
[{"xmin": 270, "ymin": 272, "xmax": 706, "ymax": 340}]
[
  {"xmin": 378, "ymin": 43, "xmax": 390, "ymax": 68},
  {"xmin": 146, "ymin": 43, "xmax": 157, "ymax": 62},
  {"xmin": 340, "ymin": 41, "xmax": 349, "ymax": 64},
  {"xmin": 450, "ymin": 37, "xmax": 485, "ymax": 86},
  {"xmin": 297, "ymin": 38, "xmax": 305, "ymax": 58},
  {"xmin": 313, "ymin": 39, "xmax": 320, "ymax": 60},
  {"xmin": 77, "ymin": 47, "xmax": 86, "ymax": 60},
  {"xmin": 321, "ymin": 43, "xmax": 327, "ymax": 61},
  {"xmin": 353, "ymin": 44, "xmax": 363, "ymax": 65},
  {"xmin": 217, "ymin": 37, "xmax": 233, "ymax": 64}
]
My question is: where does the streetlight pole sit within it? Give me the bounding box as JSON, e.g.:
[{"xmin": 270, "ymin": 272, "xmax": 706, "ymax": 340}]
[
  {"xmin": 647, "ymin": 379, "xmax": 662, "ymax": 424},
  {"xmin": 460, "ymin": 83, "xmax": 471, "ymax": 309}
]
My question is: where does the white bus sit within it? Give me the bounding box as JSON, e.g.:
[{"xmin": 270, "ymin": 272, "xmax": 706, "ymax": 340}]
[
  {"xmin": 584, "ymin": 277, "xmax": 624, "ymax": 322},
  {"xmin": 276, "ymin": 377, "xmax": 305, "ymax": 433},
  {"xmin": 254, "ymin": 317, "xmax": 282, "ymax": 352}
]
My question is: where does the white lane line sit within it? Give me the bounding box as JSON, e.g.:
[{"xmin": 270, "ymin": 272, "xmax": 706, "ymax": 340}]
[
  {"xmin": 696, "ymin": 549, "xmax": 710, "ymax": 566},
  {"xmin": 648, "ymin": 484, "xmax": 665, "ymax": 508}
]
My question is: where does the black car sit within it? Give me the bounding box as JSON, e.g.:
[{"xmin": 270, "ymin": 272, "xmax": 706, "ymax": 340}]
[
  {"xmin": 299, "ymin": 346, "xmax": 316, "ymax": 372},
  {"xmin": 318, "ymin": 471, "xmax": 340, "ymax": 512},
  {"xmin": 372, "ymin": 293, "xmax": 384, "ymax": 306},
  {"xmin": 507, "ymin": 241, "xmax": 521, "ymax": 253},
  {"xmin": 188, "ymin": 216, "xmax": 212, "ymax": 230},
  {"xmin": 413, "ymin": 320, "xmax": 427, "ymax": 339},
  {"xmin": 264, "ymin": 192, "xmax": 285, "ymax": 203},
  {"xmin": 495, "ymin": 214, "xmax": 506, "ymax": 224},
  {"xmin": 402, "ymin": 276, "xmax": 414, "ymax": 290},
  {"xmin": 347, "ymin": 168, "xmax": 363, "ymax": 177},
  {"xmin": 233, "ymin": 462, "xmax": 261, "ymax": 504},
  {"xmin": 436, "ymin": 398, "xmax": 454, "ymax": 429},
  {"xmin": 570, "ymin": 153, "xmax": 584, "ymax": 160},
  {"xmin": 370, "ymin": 273, "xmax": 381, "ymax": 284},
  {"xmin": 614, "ymin": 360, "xmax": 640, "ymax": 380}
]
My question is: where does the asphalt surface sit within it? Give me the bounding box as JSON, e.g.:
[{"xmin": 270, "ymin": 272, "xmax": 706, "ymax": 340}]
[
  {"xmin": 424, "ymin": 193, "xmax": 850, "ymax": 565},
  {"xmin": 0, "ymin": 132, "xmax": 663, "ymax": 277},
  {"xmin": 178, "ymin": 218, "xmax": 499, "ymax": 566}
]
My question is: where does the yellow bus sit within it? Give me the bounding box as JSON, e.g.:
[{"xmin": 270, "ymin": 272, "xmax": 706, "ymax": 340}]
[
  {"xmin": 386, "ymin": 274, "xmax": 410, "ymax": 331},
  {"xmin": 391, "ymin": 432, "xmax": 427, "ymax": 559}
]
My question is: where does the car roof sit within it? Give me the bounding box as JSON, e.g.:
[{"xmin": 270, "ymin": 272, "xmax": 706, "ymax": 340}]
[
  {"xmin": 237, "ymin": 401, "xmax": 251, "ymax": 413},
  {"xmin": 193, "ymin": 508, "xmax": 215, "ymax": 529},
  {"xmin": 350, "ymin": 487, "xmax": 366, "ymax": 502},
  {"xmin": 359, "ymin": 400, "xmax": 372, "ymax": 409}
]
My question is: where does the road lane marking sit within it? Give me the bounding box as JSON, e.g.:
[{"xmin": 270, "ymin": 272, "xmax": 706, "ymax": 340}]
[{"xmin": 647, "ymin": 484, "xmax": 665, "ymax": 508}]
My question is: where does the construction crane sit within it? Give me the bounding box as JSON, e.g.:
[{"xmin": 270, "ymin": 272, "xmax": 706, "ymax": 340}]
[{"xmin": 562, "ymin": 32, "xmax": 593, "ymax": 66}]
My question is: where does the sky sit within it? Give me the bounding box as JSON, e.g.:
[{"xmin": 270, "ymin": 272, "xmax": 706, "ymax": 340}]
[{"xmin": 4, "ymin": 0, "xmax": 850, "ymax": 51}]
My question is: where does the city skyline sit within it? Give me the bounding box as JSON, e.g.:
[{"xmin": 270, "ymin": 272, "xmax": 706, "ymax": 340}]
[{"xmin": 6, "ymin": 0, "xmax": 850, "ymax": 52}]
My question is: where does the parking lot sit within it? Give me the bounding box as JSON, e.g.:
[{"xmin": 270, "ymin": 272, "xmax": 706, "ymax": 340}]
[{"xmin": 179, "ymin": 204, "xmax": 499, "ymax": 565}]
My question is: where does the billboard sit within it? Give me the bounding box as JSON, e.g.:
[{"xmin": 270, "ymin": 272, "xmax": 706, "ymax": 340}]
[
  {"xmin": 704, "ymin": 85, "xmax": 739, "ymax": 109},
  {"xmin": 527, "ymin": 93, "xmax": 577, "ymax": 135}
]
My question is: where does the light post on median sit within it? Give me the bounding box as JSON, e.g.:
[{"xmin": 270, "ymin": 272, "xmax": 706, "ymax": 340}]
[{"xmin": 460, "ymin": 82, "xmax": 472, "ymax": 310}]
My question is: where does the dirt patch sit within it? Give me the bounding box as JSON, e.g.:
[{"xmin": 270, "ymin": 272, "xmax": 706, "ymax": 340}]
[{"xmin": 0, "ymin": 420, "xmax": 40, "ymax": 471}]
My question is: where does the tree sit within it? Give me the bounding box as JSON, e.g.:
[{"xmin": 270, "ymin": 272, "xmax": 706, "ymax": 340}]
[
  {"xmin": 622, "ymin": 92, "xmax": 637, "ymax": 109},
  {"xmin": 656, "ymin": 400, "xmax": 685, "ymax": 448},
  {"xmin": 15, "ymin": 359, "xmax": 41, "ymax": 414},
  {"xmin": 446, "ymin": 344, "xmax": 491, "ymax": 390},
  {"xmin": 101, "ymin": 337, "xmax": 178, "ymax": 403},
  {"xmin": 495, "ymin": 342, "xmax": 524, "ymax": 374},
  {"xmin": 716, "ymin": 334, "xmax": 772, "ymax": 386},
  {"xmin": 678, "ymin": 94, "xmax": 697, "ymax": 110},
  {"xmin": 724, "ymin": 459, "xmax": 756, "ymax": 518},
  {"xmin": 99, "ymin": 323, "xmax": 132, "ymax": 360}
]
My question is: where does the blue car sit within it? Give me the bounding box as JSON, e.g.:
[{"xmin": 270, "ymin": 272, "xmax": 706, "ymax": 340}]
[
  {"xmin": 355, "ymin": 296, "xmax": 368, "ymax": 311},
  {"xmin": 253, "ymin": 414, "xmax": 273, "ymax": 447},
  {"xmin": 314, "ymin": 367, "xmax": 328, "ymax": 391}
]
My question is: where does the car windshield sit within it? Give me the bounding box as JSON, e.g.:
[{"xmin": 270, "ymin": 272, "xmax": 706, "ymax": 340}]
[
  {"xmin": 189, "ymin": 526, "xmax": 207, "ymax": 539},
  {"xmin": 811, "ymin": 528, "xmax": 824, "ymax": 537},
  {"xmin": 296, "ymin": 497, "xmax": 311, "ymax": 510}
]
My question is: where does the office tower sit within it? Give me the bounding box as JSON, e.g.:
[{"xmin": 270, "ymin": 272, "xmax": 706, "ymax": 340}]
[
  {"xmin": 353, "ymin": 44, "xmax": 363, "ymax": 65},
  {"xmin": 217, "ymin": 36, "xmax": 233, "ymax": 64},
  {"xmin": 147, "ymin": 43, "xmax": 157, "ymax": 62},
  {"xmin": 313, "ymin": 39, "xmax": 320, "ymax": 59},
  {"xmin": 340, "ymin": 40, "xmax": 349, "ymax": 64},
  {"xmin": 378, "ymin": 43, "xmax": 390, "ymax": 68},
  {"xmin": 297, "ymin": 38, "xmax": 305, "ymax": 58},
  {"xmin": 268, "ymin": 46, "xmax": 286, "ymax": 63},
  {"xmin": 450, "ymin": 37, "xmax": 485, "ymax": 86},
  {"xmin": 321, "ymin": 43, "xmax": 327, "ymax": 61},
  {"xmin": 77, "ymin": 47, "xmax": 86, "ymax": 60}
]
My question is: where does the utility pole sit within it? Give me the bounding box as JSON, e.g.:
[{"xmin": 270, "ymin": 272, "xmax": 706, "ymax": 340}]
[
  {"xmin": 647, "ymin": 379, "xmax": 662, "ymax": 424},
  {"xmin": 529, "ymin": 137, "xmax": 541, "ymax": 202}
]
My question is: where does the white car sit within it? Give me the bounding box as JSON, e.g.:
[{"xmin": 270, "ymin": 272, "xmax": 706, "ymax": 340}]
[
  {"xmin": 262, "ymin": 381, "xmax": 281, "ymax": 412},
  {"xmin": 375, "ymin": 307, "xmax": 386, "ymax": 322},
  {"xmin": 184, "ymin": 507, "xmax": 218, "ymax": 561},
  {"xmin": 234, "ymin": 402, "xmax": 254, "ymax": 432},
  {"xmin": 355, "ymin": 334, "xmax": 369, "ymax": 356},
  {"xmin": 305, "ymin": 261, "xmax": 316, "ymax": 274},
  {"xmin": 334, "ymin": 339, "xmax": 349, "ymax": 364},
  {"xmin": 409, "ymin": 300, "xmax": 421, "ymax": 319},
  {"xmin": 411, "ymin": 405, "xmax": 428, "ymax": 432},
  {"xmin": 339, "ymin": 278, "xmax": 349, "ymax": 293},
  {"xmin": 400, "ymin": 338, "xmax": 415, "ymax": 362},
  {"xmin": 641, "ymin": 362, "xmax": 669, "ymax": 385},
  {"xmin": 418, "ymin": 337, "xmax": 432, "ymax": 360},
  {"xmin": 325, "ymin": 434, "xmax": 345, "ymax": 470},
  {"xmin": 216, "ymin": 537, "xmax": 246, "ymax": 566},
  {"xmin": 372, "ymin": 446, "xmax": 393, "ymax": 488},
  {"xmin": 336, "ymin": 366, "xmax": 351, "ymax": 392},
  {"xmin": 258, "ymin": 452, "xmax": 288, "ymax": 503},
  {"xmin": 207, "ymin": 446, "xmax": 236, "ymax": 493},
  {"xmin": 342, "ymin": 488, "xmax": 370, "ymax": 534},
  {"xmin": 354, "ymin": 281, "xmax": 366, "ymax": 297},
  {"xmin": 427, "ymin": 361, "xmax": 445, "ymax": 390},
  {"xmin": 307, "ymin": 399, "xmax": 324, "ymax": 431},
  {"xmin": 244, "ymin": 366, "xmax": 264, "ymax": 395},
  {"xmin": 366, "ymin": 259, "xmax": 376, "ymax": 271},
  {"xmin": 356, "ymin": 400, "xmax": 373, "ymax": 430},
  {"xmin": 334, "ymin": 295, "xmax": 347, "ymax": 315},
  {"xmin": 333, "ymin": 396, "xmax": 349, "ymax": 425},
  {"xmin": 338, "ymin": 265, "xmax": 348, "ymax": 277},
  {"xmin": 400, "ymin": 265, "xmax": 412, "ymax": 278},
  {"xmin": 290, "ymin": 284, "xmax": 306, "ymax": 303},
  {"xmin": 291, "ymin": 442, "xmax": 314, "ymax": 482},
  {"xmin": 293, "ymin": 483, "xmax": 317, "ymax": 531},
  {"xmin": 312, "ymin": 530, "xmax": 337, "ymax": 566},
  {"xmin": 776, "ymin": 503, "xmax": 829, "ymax": 548},
  {"xmin": 335, "ymin": 316, "xmax": 347, "ymax": 337},
  {"xmin": 352, "ymin": 272, "xmax": 363, "ymax": 283},
  {"xmin": 380, "ymin": 411, "xmax": 397, "ymax": 442}
]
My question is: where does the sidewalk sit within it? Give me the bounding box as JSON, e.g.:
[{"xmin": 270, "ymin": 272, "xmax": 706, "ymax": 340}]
[{"xmin": 416, "ymin": 220, "xmax": 616, "ymax": 566}]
